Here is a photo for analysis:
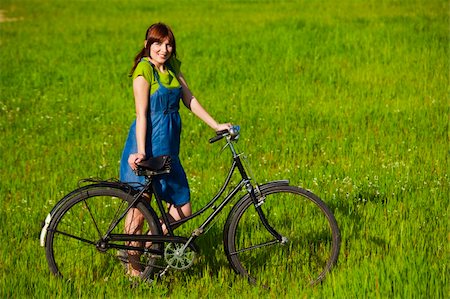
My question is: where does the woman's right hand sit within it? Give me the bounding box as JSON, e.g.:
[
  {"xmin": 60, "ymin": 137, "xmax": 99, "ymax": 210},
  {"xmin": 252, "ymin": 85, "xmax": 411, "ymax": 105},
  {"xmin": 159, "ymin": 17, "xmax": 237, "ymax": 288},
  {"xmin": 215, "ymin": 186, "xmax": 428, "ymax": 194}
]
[{"xmin": 128, "ymin": 153, "xmax": 146, "ymax": 171}]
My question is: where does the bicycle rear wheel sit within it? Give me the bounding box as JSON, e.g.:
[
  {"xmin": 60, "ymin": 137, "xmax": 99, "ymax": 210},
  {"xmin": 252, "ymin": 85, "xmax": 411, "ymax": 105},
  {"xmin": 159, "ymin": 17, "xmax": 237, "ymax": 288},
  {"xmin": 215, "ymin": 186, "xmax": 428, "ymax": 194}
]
[
  {"xmin": 45, "ymin": 185, "xmax": 162, "ymax": 282},
  {"xmin": 224, "ymin": 185, "xmax": 340, "ymax": 287}
]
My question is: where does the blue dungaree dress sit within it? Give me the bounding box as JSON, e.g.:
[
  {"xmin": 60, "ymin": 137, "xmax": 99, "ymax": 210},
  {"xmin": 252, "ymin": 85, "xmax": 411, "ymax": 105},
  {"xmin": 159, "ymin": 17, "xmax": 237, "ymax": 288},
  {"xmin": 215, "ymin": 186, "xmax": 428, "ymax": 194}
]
[{"xmin": 119, "ymin": 60, "xmax": 190, "ymax": 206}]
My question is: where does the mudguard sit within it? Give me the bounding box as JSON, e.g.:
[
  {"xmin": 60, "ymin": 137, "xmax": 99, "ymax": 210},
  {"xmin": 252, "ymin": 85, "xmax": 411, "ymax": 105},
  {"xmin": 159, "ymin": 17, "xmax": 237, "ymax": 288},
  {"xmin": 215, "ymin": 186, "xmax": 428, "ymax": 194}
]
[{"xmin": 226, "ymin": 179, "xmax": 290, "ymax": 223}]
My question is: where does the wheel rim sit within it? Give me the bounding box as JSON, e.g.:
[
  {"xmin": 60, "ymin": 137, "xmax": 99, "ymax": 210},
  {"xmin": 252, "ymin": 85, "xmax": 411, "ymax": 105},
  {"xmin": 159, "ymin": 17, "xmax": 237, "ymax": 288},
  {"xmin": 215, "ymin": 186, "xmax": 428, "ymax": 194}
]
[
  {"xmin": 47, "ymin": 188, "xmax": 161, "ymax": 282},
  {"xmin": 228, "ymin": 187, "xmax": 340, "ymax": 288}
]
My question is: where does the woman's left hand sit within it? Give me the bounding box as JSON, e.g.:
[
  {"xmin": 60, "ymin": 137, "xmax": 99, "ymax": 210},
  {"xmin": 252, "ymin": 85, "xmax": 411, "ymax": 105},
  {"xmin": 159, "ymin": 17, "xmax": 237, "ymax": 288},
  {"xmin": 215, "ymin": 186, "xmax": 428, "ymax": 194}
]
[{"xmin": 215, "ymin": 123, "xmax": 233, "ymax": 132}]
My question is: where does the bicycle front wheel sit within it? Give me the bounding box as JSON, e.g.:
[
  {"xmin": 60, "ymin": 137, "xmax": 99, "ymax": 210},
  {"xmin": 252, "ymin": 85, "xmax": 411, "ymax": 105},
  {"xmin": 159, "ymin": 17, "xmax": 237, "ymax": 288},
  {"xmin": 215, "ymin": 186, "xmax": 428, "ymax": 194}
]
[
  {"xmin": 224, "ymin": 185, "xmax": 340, "ymax": 287},
  {"xmin": 45, "ymin": 185, "xmax": 162, "ymax": 282}
]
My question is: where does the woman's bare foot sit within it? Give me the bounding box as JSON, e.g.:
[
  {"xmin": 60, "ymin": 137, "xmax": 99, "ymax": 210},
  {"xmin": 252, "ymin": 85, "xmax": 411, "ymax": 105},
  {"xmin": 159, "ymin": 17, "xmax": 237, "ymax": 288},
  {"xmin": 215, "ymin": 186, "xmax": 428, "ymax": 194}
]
[{"xmin": 127, "ymin": 253, "xmax": 142, "ymax": 277}]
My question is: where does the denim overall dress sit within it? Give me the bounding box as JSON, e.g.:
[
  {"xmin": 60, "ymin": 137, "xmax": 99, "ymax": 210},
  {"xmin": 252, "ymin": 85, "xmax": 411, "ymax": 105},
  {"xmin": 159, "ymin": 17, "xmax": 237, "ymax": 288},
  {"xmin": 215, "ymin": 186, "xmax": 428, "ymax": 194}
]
[{"xmin": 119, "ymin": 61, "xmax": 190, "ymax": 206}]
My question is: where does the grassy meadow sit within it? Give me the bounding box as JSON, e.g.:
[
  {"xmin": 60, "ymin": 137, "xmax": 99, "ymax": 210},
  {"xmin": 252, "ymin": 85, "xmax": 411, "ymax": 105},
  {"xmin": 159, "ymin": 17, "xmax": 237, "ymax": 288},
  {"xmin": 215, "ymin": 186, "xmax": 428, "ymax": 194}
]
[{"xmin": 1, "ymin": 0, "xmax": 448, "ymax": 297}]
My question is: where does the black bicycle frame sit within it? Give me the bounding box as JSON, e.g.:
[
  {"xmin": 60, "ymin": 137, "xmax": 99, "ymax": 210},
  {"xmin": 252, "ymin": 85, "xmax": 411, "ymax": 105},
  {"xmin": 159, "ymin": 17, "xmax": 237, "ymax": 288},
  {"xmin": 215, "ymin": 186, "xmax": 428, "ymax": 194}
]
[{"xmin": 107, "ymin": 140, "xmax": 283, "ymax": 253}]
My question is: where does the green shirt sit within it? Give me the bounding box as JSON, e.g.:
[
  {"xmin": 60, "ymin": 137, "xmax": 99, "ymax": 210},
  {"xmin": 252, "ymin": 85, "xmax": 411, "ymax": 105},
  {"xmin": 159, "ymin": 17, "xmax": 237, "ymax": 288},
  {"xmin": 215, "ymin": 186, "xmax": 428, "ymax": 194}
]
[{"xmin": 132, "ymin": 57, "xmax": 182, "ymax": 95}]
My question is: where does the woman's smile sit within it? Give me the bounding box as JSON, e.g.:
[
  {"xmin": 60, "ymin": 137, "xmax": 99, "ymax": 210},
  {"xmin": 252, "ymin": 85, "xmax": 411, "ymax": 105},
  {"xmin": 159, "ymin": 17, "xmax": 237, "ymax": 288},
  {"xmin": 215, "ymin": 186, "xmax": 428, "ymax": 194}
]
[{"xmin": 150, "ymin": 38, "xmax": 173, "ymax": 67}]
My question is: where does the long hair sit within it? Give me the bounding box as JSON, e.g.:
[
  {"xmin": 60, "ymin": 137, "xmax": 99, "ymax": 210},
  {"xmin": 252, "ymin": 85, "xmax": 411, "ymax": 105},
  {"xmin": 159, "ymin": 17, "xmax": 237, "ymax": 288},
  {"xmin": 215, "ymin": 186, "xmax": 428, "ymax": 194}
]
[{"xmin": 129, "ymin": 23, "xmax": 177, "ymax": 76}]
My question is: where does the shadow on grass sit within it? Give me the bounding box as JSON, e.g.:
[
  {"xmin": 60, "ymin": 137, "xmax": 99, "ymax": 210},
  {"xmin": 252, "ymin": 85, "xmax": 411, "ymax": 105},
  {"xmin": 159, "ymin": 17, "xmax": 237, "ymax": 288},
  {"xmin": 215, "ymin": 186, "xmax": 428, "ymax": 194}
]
[{"xmin": 326, "ymin": 189, "xmax": 390, "ymax": 258}]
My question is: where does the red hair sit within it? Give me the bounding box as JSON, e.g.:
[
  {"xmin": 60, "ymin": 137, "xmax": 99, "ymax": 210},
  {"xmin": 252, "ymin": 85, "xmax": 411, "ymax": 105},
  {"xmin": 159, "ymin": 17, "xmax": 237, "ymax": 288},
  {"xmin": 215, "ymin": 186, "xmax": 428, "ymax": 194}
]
[{"xmin": 129, "ymin": 23, "xmax": 177, "ymax": 76}]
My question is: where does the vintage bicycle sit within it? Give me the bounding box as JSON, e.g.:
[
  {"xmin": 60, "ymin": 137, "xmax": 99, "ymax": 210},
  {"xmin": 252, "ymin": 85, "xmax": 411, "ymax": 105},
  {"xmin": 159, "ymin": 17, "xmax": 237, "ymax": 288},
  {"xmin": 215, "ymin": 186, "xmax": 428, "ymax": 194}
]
[{"xmin": 40, "ymin": 126, "xmax": 340, "ymax": 287}]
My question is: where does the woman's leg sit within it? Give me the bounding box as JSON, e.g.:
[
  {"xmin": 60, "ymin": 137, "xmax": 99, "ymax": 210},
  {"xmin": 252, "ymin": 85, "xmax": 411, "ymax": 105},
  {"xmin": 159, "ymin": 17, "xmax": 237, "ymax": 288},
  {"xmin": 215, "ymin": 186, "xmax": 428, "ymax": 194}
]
[
  {"xmin": 169, "ymin": 202, "xmax": 192, "ymax": 220},
  {"xmin": 124, "ymin": 207, "xmax": 145, "ymax": 276},
  {"xmin": 160, "ymin": 202, "xmax": 192, "ymax": 235},
  {"xmin": 125, "ymin": 199, "xmax": 191, "ymax": 276}
]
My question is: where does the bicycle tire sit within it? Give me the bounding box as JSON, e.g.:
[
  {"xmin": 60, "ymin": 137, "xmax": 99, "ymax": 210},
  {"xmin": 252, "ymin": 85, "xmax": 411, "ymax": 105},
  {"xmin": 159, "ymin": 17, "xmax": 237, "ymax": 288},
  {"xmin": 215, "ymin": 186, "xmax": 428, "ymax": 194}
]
[
  {"xmin": 45, "ymin": 185, "xmax": 162, "ymax": 282},
  {"xmin": 224, "ymin": 185, "xmax": 340, "ymax": 287}
]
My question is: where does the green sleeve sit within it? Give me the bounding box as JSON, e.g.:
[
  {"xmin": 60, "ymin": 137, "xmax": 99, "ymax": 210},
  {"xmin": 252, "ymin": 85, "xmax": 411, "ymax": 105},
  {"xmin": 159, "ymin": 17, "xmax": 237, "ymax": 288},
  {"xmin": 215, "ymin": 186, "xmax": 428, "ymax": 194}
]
[{"xmin": 132, "ymin": 61, "xmax": 154, "ymax": 83}]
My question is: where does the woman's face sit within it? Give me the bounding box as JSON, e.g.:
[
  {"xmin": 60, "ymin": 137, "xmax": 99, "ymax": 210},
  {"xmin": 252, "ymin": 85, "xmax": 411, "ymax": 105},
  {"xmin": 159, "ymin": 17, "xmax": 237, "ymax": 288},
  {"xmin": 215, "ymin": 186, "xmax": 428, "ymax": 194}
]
[{"xmin": 149, "ymin": 38, "xmax": 173, "ymax": 66}]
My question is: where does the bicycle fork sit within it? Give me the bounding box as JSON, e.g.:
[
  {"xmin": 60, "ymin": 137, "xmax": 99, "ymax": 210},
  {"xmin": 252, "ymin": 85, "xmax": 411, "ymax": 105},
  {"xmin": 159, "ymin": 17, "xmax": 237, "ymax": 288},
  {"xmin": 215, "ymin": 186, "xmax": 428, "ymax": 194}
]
[{"xmin": 247, "ymin": 182, "xmax": 288, "ymax": 245}]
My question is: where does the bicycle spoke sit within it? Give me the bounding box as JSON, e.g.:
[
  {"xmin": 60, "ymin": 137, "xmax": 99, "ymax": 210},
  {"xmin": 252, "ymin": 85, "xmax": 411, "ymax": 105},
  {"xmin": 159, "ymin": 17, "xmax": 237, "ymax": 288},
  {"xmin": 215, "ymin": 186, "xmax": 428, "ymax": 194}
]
[
  {"xmin": 52, "ymin": 228, "xmax": 97, "ymax": 245},
  {"xmin": 228, "ymin": 239, "xmax": 279, "ymax": 255},
  {"xmin": 81, "ymin": 198, "xmax": 103, "ymax": 239},
  {"xmin": 225, "ymin": 185, "xmax": 340, "ymax": 287},
  {"xmin": 106, "ymin": 199, "xmax": 128, "ymax": 234},
  {"xmin": 46, "ymin": 186, "xmax": 162, "ymax": 283}
]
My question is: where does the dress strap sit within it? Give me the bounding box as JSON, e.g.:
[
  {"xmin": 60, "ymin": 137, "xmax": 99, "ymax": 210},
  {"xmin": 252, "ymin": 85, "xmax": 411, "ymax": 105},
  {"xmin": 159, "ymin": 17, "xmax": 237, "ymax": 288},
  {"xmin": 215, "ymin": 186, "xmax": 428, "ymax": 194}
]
[
  {"xmin": 140, "ymin": 58, "xmax": 176, "ymax": 86},
  {"xmin": 140, "ymin": 58, "xmax": 161, "ymax": 85}
]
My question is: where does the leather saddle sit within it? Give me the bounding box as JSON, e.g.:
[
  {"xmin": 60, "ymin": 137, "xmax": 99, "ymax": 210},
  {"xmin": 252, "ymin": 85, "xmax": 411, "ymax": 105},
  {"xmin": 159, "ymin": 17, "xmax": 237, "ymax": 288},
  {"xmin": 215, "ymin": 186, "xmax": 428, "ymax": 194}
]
[{"xmin": 135, "ymin": 155, "xmax": 171, "ymax": 177}]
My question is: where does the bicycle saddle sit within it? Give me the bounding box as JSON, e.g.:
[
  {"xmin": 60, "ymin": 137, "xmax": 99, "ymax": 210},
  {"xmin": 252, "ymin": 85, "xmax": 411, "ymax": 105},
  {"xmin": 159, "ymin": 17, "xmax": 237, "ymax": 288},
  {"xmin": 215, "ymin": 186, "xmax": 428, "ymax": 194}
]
[{"xmin": 135, "ymin": 155, "xmax": 171, "ymax": 176}]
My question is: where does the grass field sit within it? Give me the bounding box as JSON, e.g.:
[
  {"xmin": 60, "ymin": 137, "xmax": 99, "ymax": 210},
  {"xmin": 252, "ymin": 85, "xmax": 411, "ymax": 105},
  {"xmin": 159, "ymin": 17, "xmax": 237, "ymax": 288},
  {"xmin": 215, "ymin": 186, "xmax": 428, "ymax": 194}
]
[{"xmin": 1, "ymin": 0, "xmax": 448, "ymax": 298}]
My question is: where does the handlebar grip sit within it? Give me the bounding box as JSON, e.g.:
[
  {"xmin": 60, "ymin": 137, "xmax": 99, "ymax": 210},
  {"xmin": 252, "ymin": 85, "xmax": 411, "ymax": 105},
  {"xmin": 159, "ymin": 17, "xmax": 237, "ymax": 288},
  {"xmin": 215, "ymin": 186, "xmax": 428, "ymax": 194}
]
[
  {"xmin": 215, "ymin": 129, "xmax": 229, "ymax": 135},
  {"xmin": 209, "ymin": 129, "xmax": 230, "ymax": 143},
  {"xmin": 209, "ymin": 126, "xmax": 240, "ymax": 144},
  {"xmin": 209, "ymin": 134, "xmax": 224, "ymax": 143}
]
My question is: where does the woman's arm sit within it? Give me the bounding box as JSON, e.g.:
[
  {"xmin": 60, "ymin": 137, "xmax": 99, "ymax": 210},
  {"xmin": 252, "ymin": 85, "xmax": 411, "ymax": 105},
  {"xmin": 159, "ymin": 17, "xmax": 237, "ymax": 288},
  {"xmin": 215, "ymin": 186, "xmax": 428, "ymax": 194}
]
[
  {"xmin": 128, "ymin": 76, "xmax": 149, "ymax": 170},
  {"xmin": 177, "ymin": 72, "xmax": 231, "ymax": 131}
]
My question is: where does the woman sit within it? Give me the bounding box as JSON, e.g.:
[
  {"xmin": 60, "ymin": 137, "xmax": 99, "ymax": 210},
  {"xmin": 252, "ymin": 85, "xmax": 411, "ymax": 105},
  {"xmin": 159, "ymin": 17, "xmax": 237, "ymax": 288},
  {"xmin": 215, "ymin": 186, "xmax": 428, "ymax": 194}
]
[{"xmin": 119, "ymin": 22, "xmax": 231, "ymax": 277}]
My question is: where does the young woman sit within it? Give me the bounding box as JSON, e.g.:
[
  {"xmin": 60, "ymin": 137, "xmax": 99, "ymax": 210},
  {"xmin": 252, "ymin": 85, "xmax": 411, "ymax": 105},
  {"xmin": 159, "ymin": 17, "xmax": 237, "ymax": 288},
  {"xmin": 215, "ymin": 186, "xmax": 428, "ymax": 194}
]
[{"xmin": 119, "ymin": 23, "xmax": 231, "ymax": 277}]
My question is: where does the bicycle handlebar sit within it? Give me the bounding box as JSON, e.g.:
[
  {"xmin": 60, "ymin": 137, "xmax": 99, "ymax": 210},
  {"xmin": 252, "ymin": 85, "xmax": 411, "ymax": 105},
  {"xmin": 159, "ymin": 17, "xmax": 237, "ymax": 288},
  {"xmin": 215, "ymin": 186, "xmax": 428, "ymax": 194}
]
[{"xmin": 209, "ymin": 125, "xmax": 240, "ymax": 144}]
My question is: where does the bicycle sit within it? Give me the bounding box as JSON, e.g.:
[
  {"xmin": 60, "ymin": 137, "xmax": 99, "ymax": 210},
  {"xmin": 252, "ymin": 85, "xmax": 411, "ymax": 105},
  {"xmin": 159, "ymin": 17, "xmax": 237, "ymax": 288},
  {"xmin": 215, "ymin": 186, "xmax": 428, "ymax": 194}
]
[{"xmin": 40, "ymin": 126, "xmax": 341, "ymax": 287}]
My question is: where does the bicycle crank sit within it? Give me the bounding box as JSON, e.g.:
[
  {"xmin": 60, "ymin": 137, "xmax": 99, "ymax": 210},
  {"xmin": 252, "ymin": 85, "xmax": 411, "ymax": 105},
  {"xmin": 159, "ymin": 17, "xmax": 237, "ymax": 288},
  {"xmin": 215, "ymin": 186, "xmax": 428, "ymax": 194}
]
[{"xmin": 164, "ymin": 242, "xmax": 196, "ymax": 270}]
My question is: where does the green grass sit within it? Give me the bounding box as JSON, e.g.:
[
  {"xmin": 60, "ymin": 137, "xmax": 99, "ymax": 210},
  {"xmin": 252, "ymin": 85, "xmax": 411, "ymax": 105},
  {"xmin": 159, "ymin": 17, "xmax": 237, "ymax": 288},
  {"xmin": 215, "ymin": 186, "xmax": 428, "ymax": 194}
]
[{"xmin": 1, "ymin": 0, "xmax": 448, "ymax": 298}]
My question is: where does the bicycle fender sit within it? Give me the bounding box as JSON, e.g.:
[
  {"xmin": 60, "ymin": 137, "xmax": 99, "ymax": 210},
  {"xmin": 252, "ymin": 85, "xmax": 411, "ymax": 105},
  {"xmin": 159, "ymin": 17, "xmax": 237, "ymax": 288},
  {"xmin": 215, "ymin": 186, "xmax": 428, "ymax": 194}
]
[
  {"xmin": 40, "ymin": 185, "xmax": 99, "ymax": 248},
  {"xmin": 40, "ymin": 213, "xmax": 52, "ymax": 247},
  {"xmin": 256, "ymin": 180, "xmax": 290, "ymax": 192},
  {"xmin": 48, "ymin": 182, "xmax": 135, "ymax": 216}
]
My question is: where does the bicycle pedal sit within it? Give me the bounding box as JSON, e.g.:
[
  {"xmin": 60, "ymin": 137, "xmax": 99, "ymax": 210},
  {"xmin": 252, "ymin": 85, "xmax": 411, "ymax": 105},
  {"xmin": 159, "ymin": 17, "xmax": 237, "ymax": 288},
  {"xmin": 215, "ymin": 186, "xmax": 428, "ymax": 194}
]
[
  {"xmin": 158, "ymin": 265, "xmax": 170, "ymax": 278},
  {"xmin": 141, "ymin": 276, "xmax": 155, "ymax": 285}
]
